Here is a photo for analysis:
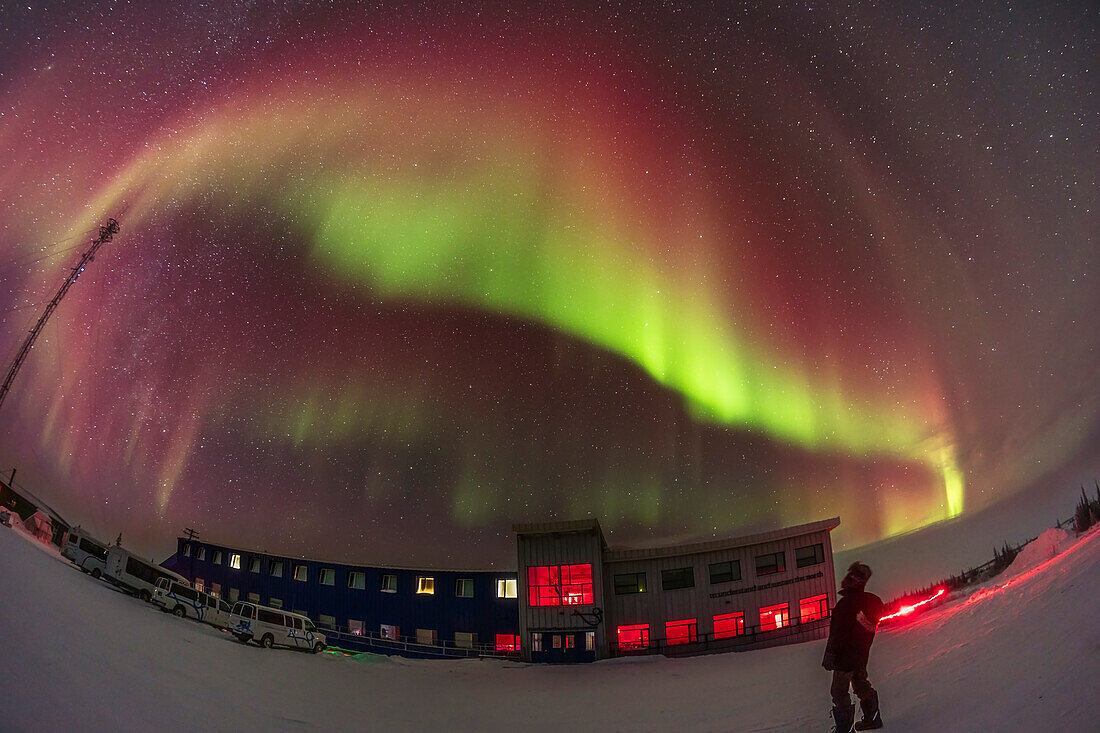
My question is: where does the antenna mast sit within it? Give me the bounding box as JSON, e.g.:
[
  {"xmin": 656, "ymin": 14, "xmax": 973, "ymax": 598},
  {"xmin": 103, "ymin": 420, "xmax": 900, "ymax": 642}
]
[{"xmin": 0, "ymin": 217, "xmax": 120, "ymax": 412}]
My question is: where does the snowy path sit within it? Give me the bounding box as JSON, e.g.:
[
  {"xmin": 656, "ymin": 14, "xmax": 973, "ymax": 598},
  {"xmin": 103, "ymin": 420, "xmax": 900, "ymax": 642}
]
[{"xmin": 2, "ymin": 524, "xmax": 1097, "ymax": 732}]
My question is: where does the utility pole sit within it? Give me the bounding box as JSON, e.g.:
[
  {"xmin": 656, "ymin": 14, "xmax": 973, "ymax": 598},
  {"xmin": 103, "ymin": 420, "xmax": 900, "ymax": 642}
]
[
  {"xmin": 184, "ymin": 527, "xmax": 199, "ymax": 582},
  {"xmin": 0, "ymin": 217, "xmax": 120, "ymax": 413}
]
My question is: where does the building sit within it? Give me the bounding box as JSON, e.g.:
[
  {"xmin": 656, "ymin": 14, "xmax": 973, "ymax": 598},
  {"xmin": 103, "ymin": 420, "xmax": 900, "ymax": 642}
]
[
  {"xmin": 0, "ymin": 476, "xmax": 71, "ymax": 549},
  {"xmin": 162, "ymin": 515, "xmax": 840, "ymax": 662},
  {"xmin": 162, "ymin": 538, "xmax": 521, "ymax": 659},
  {"xmin": 514, "ymin": 516, "xmax": 840, "ymax": 663}
]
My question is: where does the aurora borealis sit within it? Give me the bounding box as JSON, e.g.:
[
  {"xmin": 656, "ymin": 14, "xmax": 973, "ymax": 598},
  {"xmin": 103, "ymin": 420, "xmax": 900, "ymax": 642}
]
[{"xmin": 0, "ymin": 2, "xmax": 1096, "ymax": 574}]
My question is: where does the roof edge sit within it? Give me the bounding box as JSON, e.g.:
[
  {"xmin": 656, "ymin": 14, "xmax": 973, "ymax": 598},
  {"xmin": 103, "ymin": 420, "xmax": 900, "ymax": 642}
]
[
  {"xmin": 603, "ymin": 516, "xmax": 841, "ymax": 562},
  {"xmin": 512, "ymin": 518, "xmax": 604, "ymax": 536}
]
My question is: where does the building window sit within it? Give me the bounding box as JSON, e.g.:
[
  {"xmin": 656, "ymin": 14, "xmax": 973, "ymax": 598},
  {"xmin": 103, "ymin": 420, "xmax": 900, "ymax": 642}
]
[
  {"xmin": 614, "ymin": 572, "xmax": 647, "ymax": 595},
  {"xmin": 585, "ymin": 631, "xmax": 595, "ymax": 651},
  {"xmin": 292, "ymin": 609, "xmax": 307, "ymax": 619},
  {"xmin": 454, "ymin": 632, "xmax": 477, "ymax": 649},
  {"xmin": 799, "ymin": 594, "xmax": 829, "ymax": 623},
  {"xmin": 760, "ymin": 602, "xmax": 790, "ymax": 631},
  {"xmin": 665, "ymin": 618, "xmax": 698, "ymax": 646},
  {"xmin": 527, "ymin": 564, "xmax": 594, "ymax": 607},
  {"xmin": 182, "ymin": 543, "xmax": 191, "ymax": 557},
  {"xmin": 664, "ymin": 616, "xmax": 699, "ymax": 647},
  {"xmin": 348, "ymin": 571, "xmax": 365, "ymax": 589},
  {"xmin": 661, "ymin": 566, "xmax": 695, "ymax": 591},
  {"xmin": 455, "ymin": 578, "xmax": 474, "ymax": 598},
  {"xmin": 196, "ymin": 547, "xmax": 206, "ymax": 561},
  {"xmin": 708, "ymin": 560, "xmax": 741, "ymax": 584},
  {"xmin": 796, "ymin": 543, "xmax": 825, "ymax": 568},
  {"xmin": 228, "ymin": 553, "xmax": 241, "ymax": 570},
  {"xmin": 347, "ymin": 619, "xmax": 364, "ymax": 635},
  {"xmin": 248, "ymin": 557, "xmax": 261, "ymax": 573},
  {"xmin": 319, "ymin": 568, "xmax": 335, "ymax": 586},
  {"xmin": 227, "ymin": 588, "xmax": 238, "ymax": 603},
  {"xmin": 293, "ymin": 565, "xmax": 307, "ymax": 582},
  {"xmin": 617, "ymin": 624, "xmax": 650, "ymax": 650},
  {"xmin": 213, "ymin": 551, "xmax": 223, "ymax": 564},
  {"xmin": 269, "ymin": 597, "xmax": 282, "ymax": 609},
  {"xmin": 194, "ymin": 578, "xmax": 204, "ymax": 592},
  {"xmin": 496, "ymin": 578, "xmax": 517, "ymax": 598},
  {"xmin": 531, "ymin": 632, "xmax": 543, "ymax": 652},
  {"xmin": 416, "ymin": 628, "xmax": 439, "ymax": 645},
  {"xmin": 713, "ymin": 611, "xmax": 745, "ymax": 639},
  {"xmin": 247, "ymin": 592, "xmax": 260, "ymax": 603},
  {"xmin": 494, "ymin": 634, "xmax": 520, "ymax": 651},
  {"xmin": 210, "ymin": 582, "xmax": 221, "ymax": 597},
  {"xmin": 564, "ymin": 635, "xmax": 576, "ymax": 649},
  {"xmin": 270, "ymin": 561, "xmax": 283, "ymax": 578},
  {"xmin": 416, "ymin": 576, "xmax": 435, "ymax": 595},
  {"xmin": 755, "ymin": 551, "xmax": 786, "ymax": 577},
  {"xmin": 317, "ymin": 614, "xmax": 335, "ymax": 629},
  {"xmin": 381, "ymin": 574, "xmax": 397, "ymax": 593},
  {"xmin": 380, "ymin": 624, "xmax": 399, "ymax": 639}
]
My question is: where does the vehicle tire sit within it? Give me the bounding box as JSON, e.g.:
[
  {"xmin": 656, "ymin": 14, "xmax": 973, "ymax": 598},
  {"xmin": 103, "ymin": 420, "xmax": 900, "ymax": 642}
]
[
  {"xmin": 90, "ymin": 568, "xmax": 101, "ymax": 579},
  {"xmin": 260, "ymin": 634, "xmax": 274, "ymax": 649},
  {"xmin": 138, "ymin": 590, "xmax": 151, "ymax": 602},
  {"xmin": 173, "ymin": 606, "xmax": 186, "ymax": 618},
  {"xmin": 313, "ymin": 643, "xmax": 325, "ymax": 654}
]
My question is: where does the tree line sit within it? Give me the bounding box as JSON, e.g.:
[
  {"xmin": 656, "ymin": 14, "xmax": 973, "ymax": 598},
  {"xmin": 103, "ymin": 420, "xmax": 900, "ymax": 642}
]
[{"xmin": 881, "ymin": 481, "xmax": 1099, "ymax": 617}]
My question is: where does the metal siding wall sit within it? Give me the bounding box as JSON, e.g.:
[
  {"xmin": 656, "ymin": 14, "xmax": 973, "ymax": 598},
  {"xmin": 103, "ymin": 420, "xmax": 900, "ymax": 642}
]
[
  {"xmin": 823, "ymin": 528, "xmax": 839, "ymax": 610},
  {"xmin": 177, "ymin": 521, "xmax": 836, "ymax": 661},
  {"xmin": 604, "ymin": 529, "xmax": 837, "ymax": 643},
  {"xmin": 180, "ymin": 541, "xmax": 518, "ymax": 648},
  {"xmin": 516, "ymin": 529, "xmax": 605, "ymax": 660}
]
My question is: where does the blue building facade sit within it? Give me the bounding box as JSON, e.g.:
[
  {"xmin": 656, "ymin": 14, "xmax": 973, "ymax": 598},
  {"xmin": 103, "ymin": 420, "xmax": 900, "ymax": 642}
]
[{"xmin": 163, "ymin": 538, "xmax": 520, "ymax": 658}]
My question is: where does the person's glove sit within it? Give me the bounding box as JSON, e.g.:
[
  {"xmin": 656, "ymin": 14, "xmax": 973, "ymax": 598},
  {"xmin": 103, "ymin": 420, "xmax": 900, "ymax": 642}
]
[{"xmin": 821, "ymin": 651, "xmax": 836, "ymax": 671}]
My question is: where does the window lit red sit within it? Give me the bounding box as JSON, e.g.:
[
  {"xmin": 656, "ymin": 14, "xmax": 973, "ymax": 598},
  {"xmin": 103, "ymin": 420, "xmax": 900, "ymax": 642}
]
[
  {"xmin": 617, "ymin": 624, "xmax": 650, "ymax": 649},
  {"xmin": 799, "ymin": 594, "xmax": 829, "ymax": 623},
  {"xmin": 526, "ymin": 564, "xmax": 594, "ymax": 607},
  {"xmin": 494, "ymin": 634, "xmax": 520, "ymax": 651},
  {"xmin": 760, "ymin": 602, "xmax": 790, "ymax": 631},
  {"xmin": 713, "ymin": 611, "xmax": 745, "ymax": 639},
  {"xmin": 665, "ymin": 619, "xmax": 698, "ymax": 645},
  {"xmin": 561, "ymin": 564, "xmax": 593, "ymax": 605}
]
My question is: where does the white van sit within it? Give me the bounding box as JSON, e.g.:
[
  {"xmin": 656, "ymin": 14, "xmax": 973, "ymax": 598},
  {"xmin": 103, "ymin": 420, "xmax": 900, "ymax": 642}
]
[
  {"xmin": 228, "ymin": 602, "xmax": 327, "ymax": 653},
  {"xmin": 103, "ymin": 545, "xmax": 188, "ymax": 602},
  {"xmin": 153, "ymin": 579, "xmax": 233, "ymax": 628},
  {"xmin": 61, "ymin": 527, "xmax": 109, "ymax": 578}
]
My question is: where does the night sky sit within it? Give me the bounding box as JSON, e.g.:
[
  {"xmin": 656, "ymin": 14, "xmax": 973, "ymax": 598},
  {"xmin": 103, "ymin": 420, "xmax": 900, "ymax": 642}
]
[{"xmin": 1, "ymin": 2, "xmax": 1095, "ymax": 587}]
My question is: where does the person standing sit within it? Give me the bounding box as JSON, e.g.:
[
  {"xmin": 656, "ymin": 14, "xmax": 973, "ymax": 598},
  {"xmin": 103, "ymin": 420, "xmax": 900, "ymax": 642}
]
[{"xmin": 822, "ymin": 561, "xmax": 884, "ymax": 732}]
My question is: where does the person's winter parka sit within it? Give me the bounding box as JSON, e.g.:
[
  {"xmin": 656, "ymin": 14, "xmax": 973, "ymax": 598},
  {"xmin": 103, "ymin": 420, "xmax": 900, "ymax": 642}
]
[{"xmin": 822, "ymin": 563, "xmax": 883, "ymax": 672}]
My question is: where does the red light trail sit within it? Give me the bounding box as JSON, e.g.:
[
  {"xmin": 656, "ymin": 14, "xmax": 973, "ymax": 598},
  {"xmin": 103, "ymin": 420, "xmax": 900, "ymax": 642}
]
[{"xmin": 880, "ymin": 587, "xmax": 947, "ymax": 623}]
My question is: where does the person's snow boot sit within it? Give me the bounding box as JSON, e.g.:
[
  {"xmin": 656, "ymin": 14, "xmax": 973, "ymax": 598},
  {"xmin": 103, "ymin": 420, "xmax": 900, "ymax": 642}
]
[
  {"xmin": 831, "ymin": 702, "xmax": 856, "ymax": 733},
  {"xmin": 854, "ymin": 691, "xmax": 883, "ymax": 730}
]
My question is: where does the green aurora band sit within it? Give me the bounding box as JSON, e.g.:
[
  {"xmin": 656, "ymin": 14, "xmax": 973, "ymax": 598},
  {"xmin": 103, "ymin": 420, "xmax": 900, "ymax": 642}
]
[{"xmin": 73, "ymin": 79, "xmax": 963, "ymax": 532}]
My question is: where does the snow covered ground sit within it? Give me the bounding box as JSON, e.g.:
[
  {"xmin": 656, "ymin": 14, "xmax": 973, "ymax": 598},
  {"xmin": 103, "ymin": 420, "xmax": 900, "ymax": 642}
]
[{"xmin": 2, "ymin": 523, "xmax": 1098, "ymax": 732}]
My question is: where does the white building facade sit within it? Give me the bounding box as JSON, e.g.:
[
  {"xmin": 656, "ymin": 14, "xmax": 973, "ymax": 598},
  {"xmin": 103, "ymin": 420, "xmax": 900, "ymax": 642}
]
[{"xmin": 514, "ymin": 517, "xmax": 840, "ymax": 662}]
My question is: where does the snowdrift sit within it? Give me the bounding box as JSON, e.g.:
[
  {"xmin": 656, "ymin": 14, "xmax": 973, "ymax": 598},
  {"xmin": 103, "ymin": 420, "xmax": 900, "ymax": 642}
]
[
  {"xmin": 1004, "ymin": 526, "xmax": 1075, "ymax": 576},
  {"xmin": 1, "ymin": 523, "xmax": 1097, "ymax": 732}
]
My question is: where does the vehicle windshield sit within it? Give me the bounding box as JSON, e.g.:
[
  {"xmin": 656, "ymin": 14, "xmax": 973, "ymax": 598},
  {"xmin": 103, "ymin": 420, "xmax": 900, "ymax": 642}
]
[{"xmin": 234, "ymin": 603, "xmax": 255, "ymax": 618}]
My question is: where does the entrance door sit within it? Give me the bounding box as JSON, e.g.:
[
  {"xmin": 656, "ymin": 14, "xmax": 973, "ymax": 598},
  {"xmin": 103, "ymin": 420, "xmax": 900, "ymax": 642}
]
[{"xmin": 531, "ymin": 631, "xmax": 596, "ymax": 663}]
